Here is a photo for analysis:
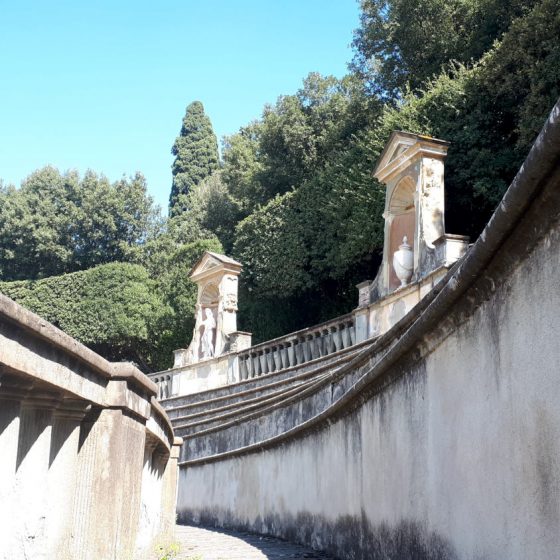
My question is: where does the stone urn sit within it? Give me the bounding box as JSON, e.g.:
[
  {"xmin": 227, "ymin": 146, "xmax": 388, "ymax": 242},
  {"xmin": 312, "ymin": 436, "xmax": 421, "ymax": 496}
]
[{"xmin": 393, "ymin": 236, "xmax": 414, "ymax": 287}]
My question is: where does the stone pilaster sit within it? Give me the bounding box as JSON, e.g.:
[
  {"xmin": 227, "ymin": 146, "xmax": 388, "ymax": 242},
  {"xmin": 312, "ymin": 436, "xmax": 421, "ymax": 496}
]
[
  {"xmin": 14, "ymin": 389, "xmax": 62, "ymax": 560},
  {"xmin": 47, "ymin": 398, "xmax": 89, "ymax": 560},
  {"xmin": 0, "ymin": 374, "xmax": 33, "ymax": 560},
  {"xmin": 160, "ymin": 438, "xmax": 182, "ymax": 536},
  {"xmin": 71, "ymin": 406, "xmax": 147, "ymax": 560}
]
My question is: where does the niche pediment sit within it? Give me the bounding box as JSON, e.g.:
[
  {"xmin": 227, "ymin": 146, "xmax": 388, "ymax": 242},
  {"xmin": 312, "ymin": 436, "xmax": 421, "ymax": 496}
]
[
  {"xmin": 190, "ymin": 251, "xmax": 242, "ymax": 283},
  {"xmin": 374, "ymin": 131, "xmax": 449, "ymax": 184}
]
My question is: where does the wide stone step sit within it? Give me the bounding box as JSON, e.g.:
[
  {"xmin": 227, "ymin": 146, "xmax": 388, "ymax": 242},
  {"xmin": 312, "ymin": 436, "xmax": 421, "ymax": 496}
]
[
  {"xmin": 162, "ymin": 341, "xmax": 371, "ymax": 421},
  {"xmin": 171, "ymin": 373, "xmax": 328, "ymax": 433}
]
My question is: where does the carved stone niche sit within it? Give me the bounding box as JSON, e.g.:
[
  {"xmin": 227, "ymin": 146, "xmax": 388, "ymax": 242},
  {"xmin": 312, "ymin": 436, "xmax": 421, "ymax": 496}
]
[
  {"xmin": 371, "ymin": 131, "xmax": 450, "ymax": 297},
  {"xmin": 174, "ymin": 252, "xmax": 243, "ymax": 367}
]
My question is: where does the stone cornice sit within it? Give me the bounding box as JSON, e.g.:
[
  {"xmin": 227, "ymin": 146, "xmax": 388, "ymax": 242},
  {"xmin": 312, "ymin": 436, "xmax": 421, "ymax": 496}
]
[{"xmin": 374, "ymin": 135, "xmax": 449, "ymax": 184}]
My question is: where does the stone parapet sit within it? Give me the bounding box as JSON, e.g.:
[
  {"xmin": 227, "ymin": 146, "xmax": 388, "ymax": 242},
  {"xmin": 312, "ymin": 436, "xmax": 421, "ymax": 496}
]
[{"xmin": 0, "ymin": 294, "xmax": 181, "ymax": 560}]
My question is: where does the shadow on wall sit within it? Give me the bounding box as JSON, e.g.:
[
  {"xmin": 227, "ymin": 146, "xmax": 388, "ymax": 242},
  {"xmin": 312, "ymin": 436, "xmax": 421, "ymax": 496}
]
[{"xmin": 182, "ymin": 510, "xmax": 460, "ymax": 560}]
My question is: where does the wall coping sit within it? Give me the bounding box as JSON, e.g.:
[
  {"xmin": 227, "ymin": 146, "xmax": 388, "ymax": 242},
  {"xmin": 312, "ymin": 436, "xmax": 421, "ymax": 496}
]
[{"xmin": 0, "ymin": 293, "xmax": 157, "ymax": 397}]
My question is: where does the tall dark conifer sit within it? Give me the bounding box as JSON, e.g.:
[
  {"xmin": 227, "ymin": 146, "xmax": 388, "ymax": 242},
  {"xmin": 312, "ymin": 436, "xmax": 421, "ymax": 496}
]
[{"xmin": 169, "ymin": 101, "xmax": 219, "ymax": 216}]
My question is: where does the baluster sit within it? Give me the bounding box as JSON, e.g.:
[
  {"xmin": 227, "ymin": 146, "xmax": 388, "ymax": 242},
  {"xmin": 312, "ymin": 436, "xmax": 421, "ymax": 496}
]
[
  {"xmin": 327, "ymin": 326, "xmax": 336, "ymax": 354},
  {"xmin": 313, "ymin": 332, "xmax": 321, "ymax": 358},
  {"xmin": 321, "ymin": 329, "xmax": 330, "ymax": 355},
  {"xmin": 300, "ymin": 335, "xmax": 309, "ymax": 362},
  {"xmin": 334, "ymin": 325, "xmax": 343, "ymax": 351},
  {"xmin": 252, "ymin": 353, "xmax": 260, "ymax": 377},
  {"xmin": 266, "ymin": 348, "xmax": 274, "ymax": 372},
  {"xmin": 341, "ymin": 323, "xmax": 351, "ymax": 348},
  {"xmin": 296, "ymin": 338, "xmax": 305, "ymax": 365},
  {"xmin": 348, "ymin": 321, "xmax": 356, "ymax": 345},
  {"xmin": 287, "ymin": 340, "xmax": 296, "ymax": 367},
  {"xmin": 246, "ymin": 355, "xmax": 254, "ymax": 379},
  {"xmin": 273, "ymin": 346, "xmax": 282, "ymax": 371},
  {"xmin": 239, "ymin": 356, "xmax": 247, "ymax": 380},
  {"xmin": 259, "ymin": 351, "xmax": 268, "ymax": 375},
  {"xmin": 276, "ymin": 344, "xmax": 284, "ymax": 369}
]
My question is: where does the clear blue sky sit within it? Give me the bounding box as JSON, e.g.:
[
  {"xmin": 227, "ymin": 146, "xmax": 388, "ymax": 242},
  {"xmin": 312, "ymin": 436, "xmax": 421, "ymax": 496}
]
[{"xmin": 0, "ymin": 1, "xmax": 361, "ymax": 212}]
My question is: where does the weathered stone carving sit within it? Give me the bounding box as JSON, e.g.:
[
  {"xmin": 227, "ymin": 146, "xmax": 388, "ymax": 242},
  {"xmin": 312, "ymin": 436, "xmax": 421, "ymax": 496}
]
[
  {"xmin": 392, "ymin": 236, "xmax": 414, "ymax": 286},
  {"xmin": 175, "ymin": 252, "xmax": 243, "ymax": 367},
  {"xmin": 200, "ymin": 308, "xmax": 216, "ymax": 358},
  {"xmin": 368, "ymin": 131, "xmax": 468, "ymax": 298},
  {"xmin": 223, "ymin": 293, "xmax": 238, "ymax": 312}
]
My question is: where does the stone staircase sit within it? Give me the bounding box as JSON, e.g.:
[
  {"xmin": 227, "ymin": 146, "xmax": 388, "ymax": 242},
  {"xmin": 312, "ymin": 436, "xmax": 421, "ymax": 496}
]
[{"xmin": 160, "ymin": 337, "xmax": 380, "ymax": 462}]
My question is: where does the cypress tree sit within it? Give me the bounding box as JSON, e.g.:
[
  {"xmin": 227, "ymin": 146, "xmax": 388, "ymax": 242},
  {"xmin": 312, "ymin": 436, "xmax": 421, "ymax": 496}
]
[{"xmin": 169, "ymin": 101, "xmax": 219, "ymax": 216}]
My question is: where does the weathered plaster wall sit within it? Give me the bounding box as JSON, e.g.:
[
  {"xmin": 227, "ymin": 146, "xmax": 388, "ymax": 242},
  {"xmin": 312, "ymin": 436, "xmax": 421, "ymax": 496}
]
[{"xmin": 176, "ymin": 101, "xmax": 560, "ymax": 559}]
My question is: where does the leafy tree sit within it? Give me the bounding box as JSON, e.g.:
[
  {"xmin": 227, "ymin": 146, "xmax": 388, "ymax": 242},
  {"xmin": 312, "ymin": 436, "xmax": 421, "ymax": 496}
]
[
  {"xmin": 0, "ymin": 167, "xmax": 160, "ymax": 281},
  {"xmin": 169, "ymin": 101, "xmax": 219, "ymax": 216},
  {"xmin": 352, "ymin": 0, "xmax": 538, "ymax": 97},
  {"xmin": 221, "ymin": 74, "xmax": 376, "ymax": 214},
  {"xmin": 222, "ymin": 124, "xmax": 265, "ymax": 214}
]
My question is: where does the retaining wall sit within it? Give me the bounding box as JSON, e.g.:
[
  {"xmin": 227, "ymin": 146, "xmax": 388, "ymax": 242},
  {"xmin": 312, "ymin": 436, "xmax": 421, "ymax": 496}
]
[{"xmin": 176, "ymin": 100, "xmax": 560, "ymax": 559}]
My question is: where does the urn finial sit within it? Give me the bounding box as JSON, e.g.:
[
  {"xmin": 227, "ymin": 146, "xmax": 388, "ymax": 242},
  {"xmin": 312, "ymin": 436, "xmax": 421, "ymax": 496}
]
[{"xmin": 393, "ymin": 236, "xmax": 414, "ymax": 287}]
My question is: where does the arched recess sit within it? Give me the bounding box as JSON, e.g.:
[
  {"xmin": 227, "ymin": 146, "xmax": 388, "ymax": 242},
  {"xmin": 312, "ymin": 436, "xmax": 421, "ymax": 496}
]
[{"xmin": 388, "ymin": 176, "xmax": 416, "ymax": 290}]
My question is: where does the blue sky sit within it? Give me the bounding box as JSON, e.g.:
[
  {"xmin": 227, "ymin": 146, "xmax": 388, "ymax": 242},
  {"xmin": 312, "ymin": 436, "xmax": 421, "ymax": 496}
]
[{"xmin": 0, "ymin": 1, "xmax": 361, "ymax": 211}]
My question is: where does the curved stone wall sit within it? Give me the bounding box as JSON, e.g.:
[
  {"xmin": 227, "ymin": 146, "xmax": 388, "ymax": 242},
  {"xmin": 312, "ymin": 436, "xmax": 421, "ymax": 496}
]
[
  {"xmin": 0, "ymin": 295, "xmax": 182, "ymax": 560},
  {"xmin": 176, "ymin": 100, "xmax": 560, "ymax": 559}
]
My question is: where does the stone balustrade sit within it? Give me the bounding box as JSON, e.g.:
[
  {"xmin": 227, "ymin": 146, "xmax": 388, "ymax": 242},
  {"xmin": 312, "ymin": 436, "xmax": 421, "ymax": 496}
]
[
  {"xmin": 237, "ymin": 313, "xmax": 355, "ymax": 381},
  {"xmin": 0, "ymin": 293, "xmax": 181, "ymax": 560}
]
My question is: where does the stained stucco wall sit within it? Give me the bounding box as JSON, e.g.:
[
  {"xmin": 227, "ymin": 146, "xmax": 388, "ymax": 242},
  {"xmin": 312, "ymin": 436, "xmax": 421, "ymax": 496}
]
[{"xmin": 179, "ymin": 217, "xmax": 560, "ymax": 560}]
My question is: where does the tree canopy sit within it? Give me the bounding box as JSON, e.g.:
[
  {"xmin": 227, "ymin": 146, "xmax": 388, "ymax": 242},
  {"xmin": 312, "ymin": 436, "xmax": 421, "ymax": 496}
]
[
  {"xmin": 169, "ymin": 101, "xmax": 219, "ymax": 217},
  {"xmin": 0, "ymin": 167, "xmax": 160, "ymax": 282},
  {"xmin": 2, "ymin": 0, "xmax": 559, "ymax": 368}
]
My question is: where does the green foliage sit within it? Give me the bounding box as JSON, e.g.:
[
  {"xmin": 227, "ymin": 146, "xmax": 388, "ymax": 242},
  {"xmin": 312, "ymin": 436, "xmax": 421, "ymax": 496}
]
[
  {"xmin": 223, "ymin": 74, "xmax": 376, "ymax": 210},
  {"xmin": 222, "ymin": 124, "xmax": 265, "ymax": 214},
  {"xmin": 169, "ymin": 101, "xmax": 219, "ymax": 216},
  {"xmin": 165, "ymin": 172, "xmax": 240, "ymax": 254},
  {"xmin": 352, "ymin": 0, "xmax": 538, "ymax": 96},
  {"xmin": 0, "ymin": 167, "xmax": 160, "ymax": 282},
  {"xmin": 0, "ymin": 263, "xmax": 165, "ymax": 370},
  {"xmin": 233, "ymin": 131, "xmax": 384, "ymax": 340},
  {"xmin": 0, "ymin": 238, "xmax": 221, "ymax": 371}
]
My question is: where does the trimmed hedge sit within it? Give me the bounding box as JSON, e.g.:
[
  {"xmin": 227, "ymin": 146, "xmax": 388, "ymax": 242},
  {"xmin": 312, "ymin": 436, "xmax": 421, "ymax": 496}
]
[{"xmin": 0, "ymin": 262, "xmax": 167, "ymax": 369}]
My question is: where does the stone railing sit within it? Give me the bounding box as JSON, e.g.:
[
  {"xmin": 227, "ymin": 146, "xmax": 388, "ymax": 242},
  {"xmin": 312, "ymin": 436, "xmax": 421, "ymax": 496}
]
[
  {"xmin": 151, "ymin": 240, "xmax": 468, "ymax": 399},
  {"xmin": 0, "ymin": 293, "xmax": 182, "ymax": 560},
  {"xmin": 153, "ymin": 370, "xmax": 174, "ymax": 400},
  {"xmin": 237, "ymin": 312, "xmax": 356, "ymax": 380}
]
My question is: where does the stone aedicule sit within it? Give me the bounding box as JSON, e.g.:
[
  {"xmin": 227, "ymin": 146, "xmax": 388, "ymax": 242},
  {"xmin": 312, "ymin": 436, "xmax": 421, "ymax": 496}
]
[
  {"xmin": 174, "ymin": 251, "xmax": 249, "ymax": 368},
  {"xmin": 371, "ymin": 131, "xmax": 468, "ymax": 298}
]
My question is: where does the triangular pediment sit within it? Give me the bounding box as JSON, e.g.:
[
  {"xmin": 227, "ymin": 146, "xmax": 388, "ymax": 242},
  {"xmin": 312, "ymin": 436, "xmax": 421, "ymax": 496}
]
[
  {"xmin": 374, "ymin": 131, "xmax": 449, "ymax": 184},
  {"xmin": 198, "ymin": 256, "xmax": 221, "ymax": 273},
  {"xmin": 190, "ymin": 254, "xmax": 222, "ymax": 278},
  {"xmin": 189, "ymin": 251, "xmax": 243, "ymax": 281}
]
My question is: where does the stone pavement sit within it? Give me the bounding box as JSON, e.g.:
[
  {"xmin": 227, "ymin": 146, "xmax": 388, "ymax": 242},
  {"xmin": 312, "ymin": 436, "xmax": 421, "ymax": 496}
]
[{"xmin": 171, "ymin": 524, "xmax": 336, "ymax": 559}]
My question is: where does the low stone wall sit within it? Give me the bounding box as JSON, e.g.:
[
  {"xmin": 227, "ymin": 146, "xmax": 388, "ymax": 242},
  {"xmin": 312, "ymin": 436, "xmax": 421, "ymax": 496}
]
[
  {"xmin": 0, "ymin": 294, "xmax": 182, "ymax": 560},
  {"xmin": 176, "ymin": 101, "xmax": 560, "ymax": 559}
]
